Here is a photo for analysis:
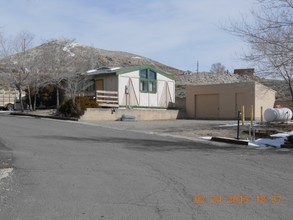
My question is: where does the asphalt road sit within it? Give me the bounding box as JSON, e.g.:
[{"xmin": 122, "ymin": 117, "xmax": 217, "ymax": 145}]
[{"xmin": 0, "ymin": 114, "xmax": 293, "ymax": 220}]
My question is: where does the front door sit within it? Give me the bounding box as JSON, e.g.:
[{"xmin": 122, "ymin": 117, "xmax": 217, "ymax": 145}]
[{"xmin": 95, "ymin": 79, "xmax": 104, "ymax": 91}]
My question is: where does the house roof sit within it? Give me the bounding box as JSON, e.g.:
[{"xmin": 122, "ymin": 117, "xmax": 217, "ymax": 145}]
[{"xmin": 83, "ymin": 65, "xmax": 175, "ymax": 80}]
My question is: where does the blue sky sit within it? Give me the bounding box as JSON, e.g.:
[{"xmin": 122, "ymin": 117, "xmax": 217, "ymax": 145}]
[{"xmin": 0, "ymin": 0, "xmax": 256, "ymax": 72}]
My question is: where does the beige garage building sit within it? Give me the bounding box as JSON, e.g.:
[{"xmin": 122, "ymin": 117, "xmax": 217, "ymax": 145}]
[{"xmin": 186, "ymin": 82, "xmax": 276, "ymax": 120}]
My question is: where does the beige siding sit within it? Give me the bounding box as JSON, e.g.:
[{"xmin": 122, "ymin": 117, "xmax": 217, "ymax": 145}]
[
  {"xmin": 104, "ymin": 75, "xmax": 118, "ymax": 91},
  {"xmin": 186, "ymin": 82, "xmax": 275, "ymax": 120},
  {"xmin": 255, "ymin": 83, "xmax": 276, "ymax": 119},
  {"xmin": 94, "ymin": 76, "xmax": 118, "ymax": 91},
  {"xmin": 235, "ymin": 92, "xmax": 253, "ymax": 119}
]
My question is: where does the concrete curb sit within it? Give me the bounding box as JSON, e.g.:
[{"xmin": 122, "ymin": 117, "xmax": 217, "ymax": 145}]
[
  {"xmin": 211, "ymin": 137, "xmax": 249, "ymax": 145},
  {"xmin": 10, "ymin": 112, "xmax": 78, "ymax": 121}
]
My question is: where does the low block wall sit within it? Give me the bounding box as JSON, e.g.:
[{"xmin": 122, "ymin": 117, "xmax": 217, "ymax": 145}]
[{"xmin": 79, "ymin": 108, "xmax": 179, "ymax": 121}]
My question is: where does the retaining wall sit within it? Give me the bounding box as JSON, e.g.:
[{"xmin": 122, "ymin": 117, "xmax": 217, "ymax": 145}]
[{"xmin": 79, "ymin": 108, "xmax": 179, "ymax": 121}]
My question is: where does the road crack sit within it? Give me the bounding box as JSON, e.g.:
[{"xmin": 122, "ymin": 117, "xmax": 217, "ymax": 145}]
[{"xmin": 141, "ymin": 163, "xmax": 209, "ymax": 220}]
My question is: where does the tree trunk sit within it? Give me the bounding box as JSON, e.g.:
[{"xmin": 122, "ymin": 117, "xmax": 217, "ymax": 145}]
[
  {"xmin": 19, "ymin": 88, "xmax": 24, "ymax": 112},
  {"xmin": 27, "ymin": 85, "xmax": 32, "ymax": 111},
  {"xmin": 289, "ymin": 83, "xmax": 293, "ymax": 102},
  {"xmin": 33, "ymin": 86, "xmax": 37, "ymax": 111},
  {"xmin": 56, "ymin": 84, "xmax": 60, "ymax": 109},
  {"xmin": 33, "ymin": 92, "xmax": 37, "ymax": 111},
  {"xmin": 72, "ymin": 94, "xmax": 76, "ymax": 105}
]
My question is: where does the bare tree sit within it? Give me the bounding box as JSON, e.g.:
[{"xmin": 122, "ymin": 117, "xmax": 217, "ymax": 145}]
[
  {"xmin": 0, "ymin": 31, "xmax": 35, "ymax": 111},
  {"xmin": 63, "ymin": 50, "xmax": 97, "ymax": 105},
  {"xmin": 210, "ymin": 62, "xmax": 227, "ymax": 73},
  {"xmin": 38, "ymin": 39, "xmax": 77, "ymax": 108},
  {"xmin": 225, "ymin": 0, "xmax": 293, "ymax": 100},
  {"xmin": 26, "ymin": 58, "xmax": 44, "ymax": 111}
]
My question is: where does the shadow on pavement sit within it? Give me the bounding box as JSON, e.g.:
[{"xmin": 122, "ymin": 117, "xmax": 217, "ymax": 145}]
[{"xmin": 34, "ymin": 135, "xmax": 244, "ymax": 152}]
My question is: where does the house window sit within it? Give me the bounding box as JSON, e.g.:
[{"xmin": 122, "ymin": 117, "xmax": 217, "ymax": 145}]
[
  {"xmin": 85, "ymin": 80, "xmax": 95, "ymax": 92},
  {"xmin": 140, "ymin": 69, "xmax": 157, "ymax": 93}
]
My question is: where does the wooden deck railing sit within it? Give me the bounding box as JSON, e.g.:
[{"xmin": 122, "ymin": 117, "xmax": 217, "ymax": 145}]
[{"xmin": 96, "ymin": 90, "xmax": 119, "ymax": 108}]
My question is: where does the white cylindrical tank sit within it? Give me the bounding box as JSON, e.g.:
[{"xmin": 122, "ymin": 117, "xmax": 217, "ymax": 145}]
[{"xmin": 264, "ymin": 108, "xmax": 292, "ymax": 122}]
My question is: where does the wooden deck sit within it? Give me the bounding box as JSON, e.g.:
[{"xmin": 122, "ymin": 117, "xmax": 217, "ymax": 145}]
[{"xmin": 96, "ymin": 90, "xmax": 119, "ymax": 108}]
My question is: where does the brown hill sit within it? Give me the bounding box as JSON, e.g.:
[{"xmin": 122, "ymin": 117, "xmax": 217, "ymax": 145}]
[{"xmin": 28, "ymin": 39, "xmax": 184, "ymax": 76}]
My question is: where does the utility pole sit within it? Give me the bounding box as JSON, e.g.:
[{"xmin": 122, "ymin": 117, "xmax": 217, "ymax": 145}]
[{"xmin": 196, "ymin": 60, "xmax": 199, "ymax": 74}]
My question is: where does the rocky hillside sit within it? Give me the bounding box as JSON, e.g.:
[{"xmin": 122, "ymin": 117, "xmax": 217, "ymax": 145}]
[
  {"xmin": 176, "ymin": 72, "xmax": 291, "ymax": 101},
  {"xmin": 22, "ymin": 39, "xmax": 184, "ymax": 76}
]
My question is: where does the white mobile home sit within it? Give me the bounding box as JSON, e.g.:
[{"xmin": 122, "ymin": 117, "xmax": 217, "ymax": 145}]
[{"xmin": 81, "ymin": 65, "xmax": 176, "ymax": 109}]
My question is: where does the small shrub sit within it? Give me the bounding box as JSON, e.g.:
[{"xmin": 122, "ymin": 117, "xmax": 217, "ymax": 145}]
[
  {"xmin": 58, "ymin": 96, "xmax": 99, "ymax": 118},
  {"xmin": 58, "ymin": 99, "xmax": 80, "ymax": 118},
  {"xmin": 75, "ymin": 96, "xmax": 99, "ymax": 113}
]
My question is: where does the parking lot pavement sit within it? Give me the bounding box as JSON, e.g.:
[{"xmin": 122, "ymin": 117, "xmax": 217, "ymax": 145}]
[
  {"xmin": 80, "ymin": 119, "xmax": 235, "ymax": 134},
  {"xmin": 1, "ymin": 115, "xmax": 293, "ymax": 219},
  {"xmin": 78, "ymin": 119, "xmax": 240, "ymax": 143},
  {"xmin": 0, "ymin": 139, "xmax": 13, "ymax": 169}
]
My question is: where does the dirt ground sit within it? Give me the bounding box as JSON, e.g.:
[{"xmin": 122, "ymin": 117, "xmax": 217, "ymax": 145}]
[
  {"xmin": 86, "ymin": 119, "xmax": 263, "ymax": 140},
  {"xmin": 188, "ymin": 127, "xmax": 251, "ymax": 139},
  {"xmin": 87, "ymin": 119, "xmax": 293, "ymax": 142}
]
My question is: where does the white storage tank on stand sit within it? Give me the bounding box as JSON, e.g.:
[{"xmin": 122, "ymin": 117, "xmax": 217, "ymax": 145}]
[{"xmin": 264, "ymin": 108, "xmax": 292, "ymax": 122}]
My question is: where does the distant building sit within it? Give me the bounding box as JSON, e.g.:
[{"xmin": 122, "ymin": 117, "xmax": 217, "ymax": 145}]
[
  {"xmin": 234, "ymin": 68, "xmax": 255, "ymax": 77},
  {"xmin": 186, "ymin": 81, "xmax": 276, "ymax": 120}
]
